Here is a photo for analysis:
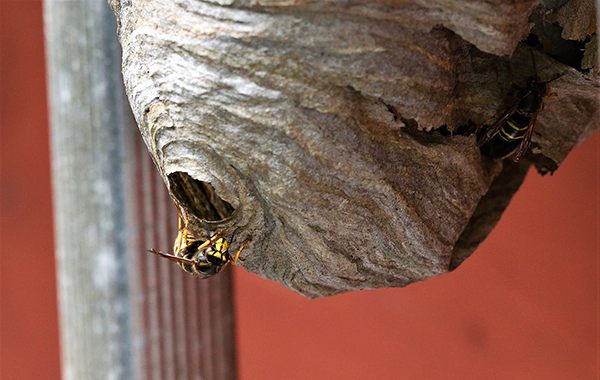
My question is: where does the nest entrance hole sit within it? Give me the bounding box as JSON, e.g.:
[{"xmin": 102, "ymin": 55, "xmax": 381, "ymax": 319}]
[{"xmin": 168, "ymin": 171, "xmax": 235, "ymax": 222}]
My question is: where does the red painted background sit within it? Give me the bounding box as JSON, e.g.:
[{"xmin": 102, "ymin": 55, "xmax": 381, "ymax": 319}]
[
  {"xmin": 234, "ymin": 131, "xmax": 599, "ymax": 379},
  {"xmin": 1, "ymin": 2, "xmax": 61, "ymax": 380},
  {"xmin": 1, "ymin": 2, "xmax": 598, "ymax": 379}
]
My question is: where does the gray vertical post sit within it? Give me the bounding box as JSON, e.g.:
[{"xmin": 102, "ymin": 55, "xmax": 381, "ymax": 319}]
[
  {"xmin": 44, "ymin": 1, "xmax": 135, "ymax": 379},
  {"xmin": 45, "ymin": 1, "xmax": 239, "ymax": 379}
]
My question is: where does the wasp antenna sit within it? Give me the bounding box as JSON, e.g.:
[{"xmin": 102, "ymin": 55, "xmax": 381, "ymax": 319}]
[
  {"xmin": 530, "ymin": 48, "xmax": 538, "ymax": 82},
  {"xmin": 202, "ymin": 220, "xmax": 214, "ymax": 241},
  {"xmin": 229, "ymin": 227, "xmax": 240, "ymax": 244},
  {"xmin": 147, "ymin": 248, "xmax": 197, "ymax": 265},
  {"xmin": 545, "ymin": 73, "xmax": 563, "ymax": 85}
]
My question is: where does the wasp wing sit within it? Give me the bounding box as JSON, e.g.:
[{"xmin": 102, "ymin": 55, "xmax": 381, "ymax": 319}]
[
  {"xmin": 512, "ymin": 113, "xmax": 538, "ymax": 162},
  {"xmin": 477, "ymin": 102, "xmax": 519, "ymax": 147}
]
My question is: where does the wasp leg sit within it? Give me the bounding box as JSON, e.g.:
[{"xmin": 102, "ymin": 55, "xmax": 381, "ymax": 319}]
[
  {"xmin": 231, "ymin": 240, "xmax": 251, "ymax": 264},
  {"xmin": 195, "ymin": 230, "xmax": 225, "ymax": 252},
  {"xmin": 174, "ymin": 205, "xmax": 195, "ymax": 251},
  {"xmin": 544, "ymin": 88, "xmax": 557, "ymax": 107},
  {"xmin": 182, "ymin": 207, "xmax": 191, "ymax": 230},
  {"xmin": 174, "ymin": 201, "xmax": 183, "ymax": 231}
]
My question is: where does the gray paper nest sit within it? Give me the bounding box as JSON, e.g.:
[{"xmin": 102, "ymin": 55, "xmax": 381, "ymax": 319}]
[{"xmin": 108, "ymin": 0, "xmax": 599, "ymax": 297}]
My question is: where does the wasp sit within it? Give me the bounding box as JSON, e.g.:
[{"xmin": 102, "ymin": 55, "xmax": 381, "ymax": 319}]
[
  {"xmin": 148, "ymin": 203, "xmax": 250, "ymax": 278},
  {"xmin": 477, "ymin": 50, "xmax": 558, "ymax": 162}
]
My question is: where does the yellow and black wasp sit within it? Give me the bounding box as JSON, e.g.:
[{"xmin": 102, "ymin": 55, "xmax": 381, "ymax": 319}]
[
  {"xmin": 478, "ymin": 50, "xmax": 559, "ymax": 162},
  {"xmin": 148, "ymin": 203, "xmax": 250, "ymax": 278}
]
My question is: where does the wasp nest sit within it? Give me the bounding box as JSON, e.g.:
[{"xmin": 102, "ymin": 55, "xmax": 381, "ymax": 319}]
[{"xmin": 108, "ymin": 0, "xmax": 599, "ymax": 297}]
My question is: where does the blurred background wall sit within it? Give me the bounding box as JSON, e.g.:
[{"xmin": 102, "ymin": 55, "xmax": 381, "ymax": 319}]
[
  {"xmin": 1, "ymin": 2, "xmax": 61, "ymax": 379},
  {"xmin": 1, "ymin": 1, "xmax": 597, "ymax": 379}
]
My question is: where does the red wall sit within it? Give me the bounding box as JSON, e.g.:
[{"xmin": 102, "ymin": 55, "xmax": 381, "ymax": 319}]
[
  {"xmin": 0, "ymin": 2, "xmax": 62, "ymax": 380},
  {"xmin": 1, "ymin": 2, "xmax": 598, "ymax": 379},
  {"xmin": 234, "ymin": 133, "xmax": 599, "ymax": 379}
]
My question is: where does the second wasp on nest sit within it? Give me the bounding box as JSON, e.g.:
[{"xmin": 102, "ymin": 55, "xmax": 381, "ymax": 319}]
[{"xmin": 478, "ymin": 49, "xmax": 560, "ymax": 162}]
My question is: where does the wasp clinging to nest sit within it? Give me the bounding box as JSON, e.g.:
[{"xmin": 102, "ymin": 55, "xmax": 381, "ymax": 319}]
[
  {"xmin": 477, "ymin": 49, "xmax": 560, "ymax": 162},
  {"xmin": 148, "ymin": 202, "xmax": 251, "ymax": 278}
]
